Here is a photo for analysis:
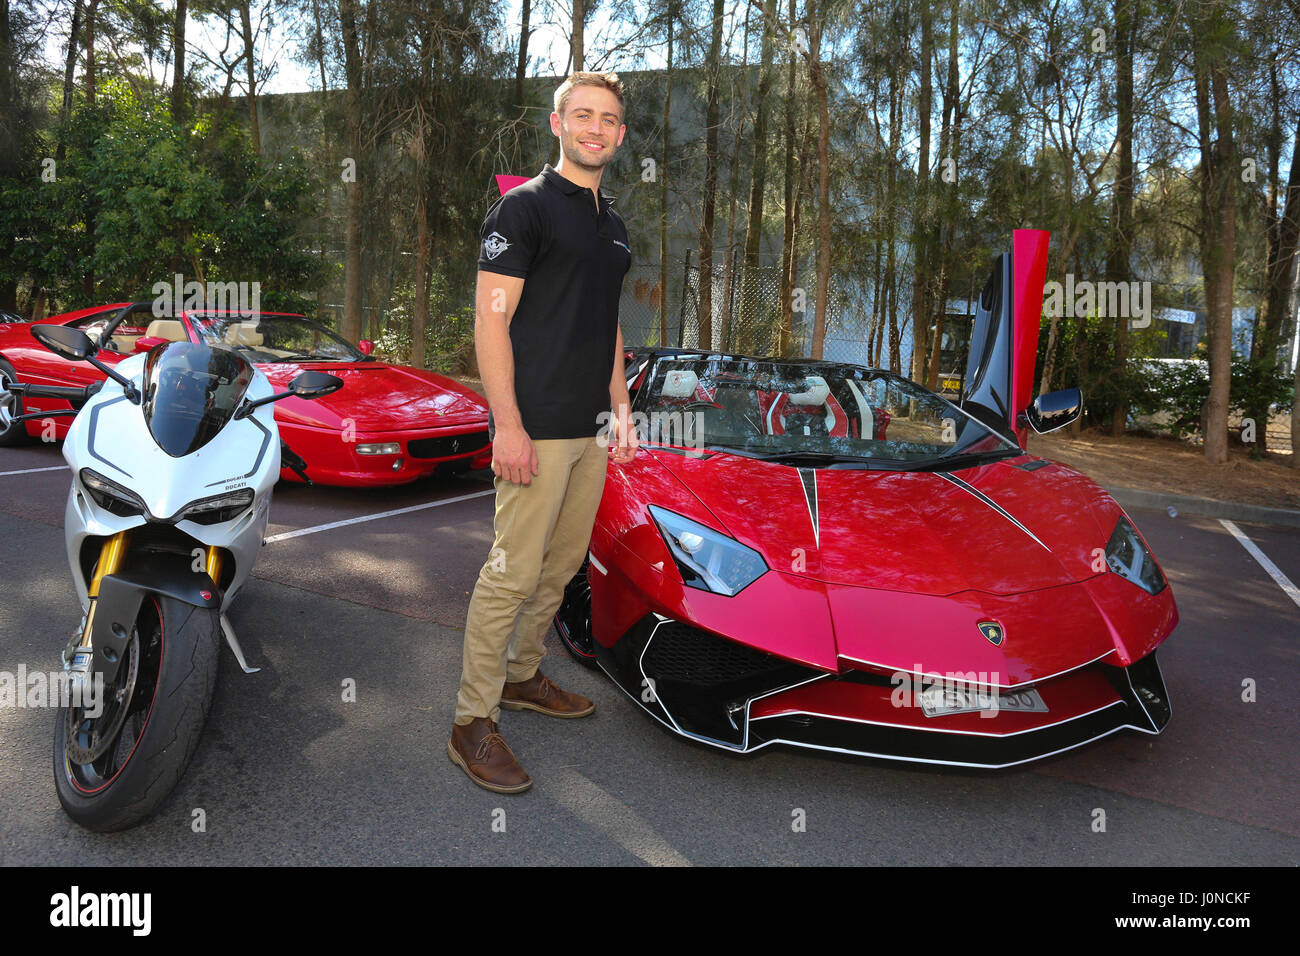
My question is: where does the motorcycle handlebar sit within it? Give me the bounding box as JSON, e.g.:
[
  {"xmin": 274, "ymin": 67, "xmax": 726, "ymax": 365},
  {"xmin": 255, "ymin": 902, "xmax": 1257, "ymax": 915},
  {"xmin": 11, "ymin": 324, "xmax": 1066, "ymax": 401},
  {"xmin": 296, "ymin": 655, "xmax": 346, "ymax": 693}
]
[{"xmin": 9, "ymin": 382, "xmax": 100, "ymax": 403}]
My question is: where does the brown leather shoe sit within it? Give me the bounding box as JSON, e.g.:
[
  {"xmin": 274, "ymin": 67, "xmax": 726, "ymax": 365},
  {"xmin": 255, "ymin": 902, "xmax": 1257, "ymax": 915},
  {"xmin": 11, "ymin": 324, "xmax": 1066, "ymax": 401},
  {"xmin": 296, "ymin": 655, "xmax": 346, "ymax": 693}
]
[
  {"xmin": 501, "ymin": 670, "xmax": 595, "ymax": 718},
  {"xmin": 447, "ymin": 717, "xmax": 532, "ymax": 793}
]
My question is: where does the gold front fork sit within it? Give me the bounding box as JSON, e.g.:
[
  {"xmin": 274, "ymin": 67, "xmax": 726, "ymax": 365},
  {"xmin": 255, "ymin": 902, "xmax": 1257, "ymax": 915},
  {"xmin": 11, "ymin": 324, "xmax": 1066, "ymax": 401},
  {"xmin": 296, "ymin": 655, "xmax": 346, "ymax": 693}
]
[
  {"xmin": 204, "ymin": 546, "xmax": 224, "ymax": 588},
  {"xmin": 79, "ymin": 531, "xmax": 131, "ymax": 647}
]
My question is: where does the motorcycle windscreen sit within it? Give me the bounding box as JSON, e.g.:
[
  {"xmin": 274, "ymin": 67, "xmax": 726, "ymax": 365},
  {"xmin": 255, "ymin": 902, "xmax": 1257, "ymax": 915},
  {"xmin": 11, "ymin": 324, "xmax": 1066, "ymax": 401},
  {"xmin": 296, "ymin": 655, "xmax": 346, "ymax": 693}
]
[{"xmin": 141, "ymin": 342, "xmax": 255, "ymax": 457}]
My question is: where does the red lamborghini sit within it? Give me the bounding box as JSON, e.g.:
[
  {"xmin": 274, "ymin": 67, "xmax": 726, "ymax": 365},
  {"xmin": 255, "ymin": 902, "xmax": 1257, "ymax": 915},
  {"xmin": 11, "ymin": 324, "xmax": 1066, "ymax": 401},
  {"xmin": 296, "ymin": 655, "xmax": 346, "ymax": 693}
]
[
  {"xmin": 554, "ymin": 230, "xmax": 1178, "ymax": 768},
  {"xmin": 0, "ymin": 303, "xmax": 492, "ymax": 486}
]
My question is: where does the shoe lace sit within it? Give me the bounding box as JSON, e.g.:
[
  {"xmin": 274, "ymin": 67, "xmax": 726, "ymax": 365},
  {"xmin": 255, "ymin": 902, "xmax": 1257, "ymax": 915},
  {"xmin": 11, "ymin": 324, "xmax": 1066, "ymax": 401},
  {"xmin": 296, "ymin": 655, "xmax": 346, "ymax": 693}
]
[{"xmin": 475, "ymin": 732, "xmax": 510, "ymax": 762}]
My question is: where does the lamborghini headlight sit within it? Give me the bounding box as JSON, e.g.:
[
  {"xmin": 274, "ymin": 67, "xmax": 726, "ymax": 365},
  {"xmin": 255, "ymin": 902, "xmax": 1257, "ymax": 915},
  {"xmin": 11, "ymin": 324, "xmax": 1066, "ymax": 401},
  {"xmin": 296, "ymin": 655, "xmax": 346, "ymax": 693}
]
[
  {"xmin": 79, "ymin": 468, "xmax": 147, "ymax": 518},
  {"xmin": 173, "ymin": 488, "xmax": 255, "ymax": 525},
  {"xmin": 1104, "ymin": 515, "xmax": 1166, "ymax": 594},
  {"xmin": 649, "ymin": 505, "xmax": 767, "ymax": 597}
]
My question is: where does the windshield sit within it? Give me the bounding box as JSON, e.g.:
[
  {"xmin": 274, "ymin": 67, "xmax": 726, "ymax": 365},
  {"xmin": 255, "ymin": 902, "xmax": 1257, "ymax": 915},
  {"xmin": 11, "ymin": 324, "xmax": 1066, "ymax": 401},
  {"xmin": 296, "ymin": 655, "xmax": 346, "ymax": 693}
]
[
  {"xmin": 189, "ymin": 313, "xmax": 365, "ymax": 362},
  {"xmin": 635, "ymin": 356, "xmax": 1021, "ymax": 467},
  {"xmin": 142, "ymin": 342, "xmax": 255, "ymax": 457}
]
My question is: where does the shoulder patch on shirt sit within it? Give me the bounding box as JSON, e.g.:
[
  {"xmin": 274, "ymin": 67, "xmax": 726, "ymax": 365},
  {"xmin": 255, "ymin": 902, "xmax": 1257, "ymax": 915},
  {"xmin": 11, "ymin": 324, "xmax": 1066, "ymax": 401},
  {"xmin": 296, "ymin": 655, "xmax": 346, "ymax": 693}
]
[{"xmin": 483, "ymin": 231, "xmax": 511, "ymax": 260}]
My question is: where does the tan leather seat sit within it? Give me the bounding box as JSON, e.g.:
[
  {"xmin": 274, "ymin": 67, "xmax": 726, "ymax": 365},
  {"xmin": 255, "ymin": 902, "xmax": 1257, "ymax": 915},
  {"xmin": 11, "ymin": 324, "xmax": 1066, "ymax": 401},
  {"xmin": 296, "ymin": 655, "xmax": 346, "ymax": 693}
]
[
  {"xmin": 146, "ymin": 320, "xmax": 188, "ymax": 342},
  {"xmin": 224, "ymin": 323, "xmax": 264, "ymax": 347}
]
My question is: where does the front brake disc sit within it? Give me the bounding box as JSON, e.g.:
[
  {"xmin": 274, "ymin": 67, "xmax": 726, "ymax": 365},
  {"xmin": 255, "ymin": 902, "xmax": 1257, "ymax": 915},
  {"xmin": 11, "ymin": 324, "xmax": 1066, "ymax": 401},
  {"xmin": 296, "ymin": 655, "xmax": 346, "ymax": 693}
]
[{"xmin": 64, "ymin": 631, "xmax": 140, "ymax": 765}]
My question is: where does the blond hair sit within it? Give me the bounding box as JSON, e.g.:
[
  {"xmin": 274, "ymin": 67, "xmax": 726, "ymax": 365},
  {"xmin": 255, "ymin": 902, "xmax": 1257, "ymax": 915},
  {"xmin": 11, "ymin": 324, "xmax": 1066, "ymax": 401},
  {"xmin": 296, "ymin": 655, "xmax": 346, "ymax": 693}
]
[{"xmin": 553, "ymin": 72, "xmax": 626, "ymax": 120}]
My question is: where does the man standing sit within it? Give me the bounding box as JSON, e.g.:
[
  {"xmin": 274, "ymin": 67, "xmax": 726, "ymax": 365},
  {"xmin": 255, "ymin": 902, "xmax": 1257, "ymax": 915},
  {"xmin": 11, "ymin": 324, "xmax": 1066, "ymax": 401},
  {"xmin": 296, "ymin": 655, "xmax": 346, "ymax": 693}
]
[{"xmin": 449, "ymin": 72, "xmax": 637, "ymax": 794}]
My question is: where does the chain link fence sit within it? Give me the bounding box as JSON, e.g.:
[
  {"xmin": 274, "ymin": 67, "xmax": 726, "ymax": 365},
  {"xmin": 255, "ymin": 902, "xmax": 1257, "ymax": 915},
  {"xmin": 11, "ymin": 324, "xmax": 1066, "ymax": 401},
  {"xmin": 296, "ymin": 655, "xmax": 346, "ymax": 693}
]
[{"xmin": 618, "ymin": 252, "xmax": 879, "ymax": 365}]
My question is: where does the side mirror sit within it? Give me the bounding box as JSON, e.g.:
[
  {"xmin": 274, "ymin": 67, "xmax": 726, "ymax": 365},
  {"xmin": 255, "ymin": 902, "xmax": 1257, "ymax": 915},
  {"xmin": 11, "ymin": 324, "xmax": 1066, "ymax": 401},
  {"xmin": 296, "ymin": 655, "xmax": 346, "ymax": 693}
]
[
  {"xmin": 357, "ymin": 339, "xmax": 375, "ymax": 356},
  {"xmin": 289, "ymin": 370, "xmax": 344, "ymax": 399},
  {"xmin": 32, "ymin": 324, "xmax": 98, "ymax": 362},
  {"xmin": 1021, "ymin": 387, "xmax": 1083, "ymax": 434},
  {"xmin": 134, "ymin": 335, "xmax": 169, "ymax": 353}
]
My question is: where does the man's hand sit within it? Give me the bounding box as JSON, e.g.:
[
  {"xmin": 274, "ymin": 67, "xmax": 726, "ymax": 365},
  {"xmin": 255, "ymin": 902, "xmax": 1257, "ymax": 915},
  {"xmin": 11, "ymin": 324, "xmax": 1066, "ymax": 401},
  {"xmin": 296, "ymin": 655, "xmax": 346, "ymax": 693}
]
[
  {"xmin": 608, "ymin": 406, "xmax": 639, "ymax": 465},
  {"xmin": 493, "ymin": 423, "xmax": 539, "ymax": 485}
]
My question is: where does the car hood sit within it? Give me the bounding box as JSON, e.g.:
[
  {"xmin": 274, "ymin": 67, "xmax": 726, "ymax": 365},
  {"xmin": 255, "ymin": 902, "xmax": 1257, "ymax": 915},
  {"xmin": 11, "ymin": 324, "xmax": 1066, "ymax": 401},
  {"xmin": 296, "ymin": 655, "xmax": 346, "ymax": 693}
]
[
  {"xmin": 647, "ymin": 449, "xmax": 1121, "ymax": 597},
  {"xmin": 259, "ymin": 362, "xmax": 488, "ymax": 429}
]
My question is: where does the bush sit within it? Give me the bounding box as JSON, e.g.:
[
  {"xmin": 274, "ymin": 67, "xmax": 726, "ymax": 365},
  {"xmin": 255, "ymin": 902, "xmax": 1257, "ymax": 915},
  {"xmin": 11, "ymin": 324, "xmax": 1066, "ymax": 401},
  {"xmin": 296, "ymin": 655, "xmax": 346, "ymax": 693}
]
[
  {"xmin": 375, "ymin": 271, "xmax": 476, "ymax": 373},
  {"xmin": 1129, "ymin": 347, "xmax": 1294, "ymax": 441}
]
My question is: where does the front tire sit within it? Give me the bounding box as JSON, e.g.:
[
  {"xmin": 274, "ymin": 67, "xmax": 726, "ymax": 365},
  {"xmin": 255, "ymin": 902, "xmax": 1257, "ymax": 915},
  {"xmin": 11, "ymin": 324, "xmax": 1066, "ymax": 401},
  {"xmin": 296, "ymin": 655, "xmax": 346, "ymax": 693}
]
[
  {"xmin": 53, "ymin": 594, "xmax": 221, "ymax": 832},
  {"xmin": 0, "ymin": 358, "xmax": 30, "ymax": 446},
  {"xmin": 554, "ymin": 561, "xmax": 598, "ymax": 669}
]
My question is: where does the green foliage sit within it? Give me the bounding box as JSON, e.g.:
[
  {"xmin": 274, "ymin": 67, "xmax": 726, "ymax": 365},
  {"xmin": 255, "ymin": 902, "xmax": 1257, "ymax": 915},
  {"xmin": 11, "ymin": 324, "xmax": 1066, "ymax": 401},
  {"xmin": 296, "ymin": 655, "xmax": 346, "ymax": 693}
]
[
  {"xmin": 6, "ymin": 78, "xmax": 324, "ymax": 311},
  {"xmin": 1129, "ymin": 346, "xmax": 1294, "ymax": 439},
  {"xmin": 375, "ymin": 271, "xmax": 476, "ymax": 373}
]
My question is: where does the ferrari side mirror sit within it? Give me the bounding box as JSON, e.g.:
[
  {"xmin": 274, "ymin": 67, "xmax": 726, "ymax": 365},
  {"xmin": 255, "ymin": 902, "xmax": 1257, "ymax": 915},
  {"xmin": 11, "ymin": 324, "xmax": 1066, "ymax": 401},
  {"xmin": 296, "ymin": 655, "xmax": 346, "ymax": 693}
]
[
  {"xmin": 1020, "ymin": 387, "xmax": 1083, "ymax": 434},
  {"xmin": 357, "ymin": 339, "xmax": 375, "ymax": 356}
]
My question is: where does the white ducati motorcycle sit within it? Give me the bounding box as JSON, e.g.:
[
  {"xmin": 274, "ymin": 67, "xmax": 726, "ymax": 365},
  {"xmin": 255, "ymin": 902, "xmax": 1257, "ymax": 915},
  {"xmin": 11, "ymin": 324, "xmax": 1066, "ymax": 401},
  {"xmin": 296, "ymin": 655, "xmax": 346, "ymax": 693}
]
[{"xmin": 0, "ymin": 308, "xmax": 341, "ymax": 831}]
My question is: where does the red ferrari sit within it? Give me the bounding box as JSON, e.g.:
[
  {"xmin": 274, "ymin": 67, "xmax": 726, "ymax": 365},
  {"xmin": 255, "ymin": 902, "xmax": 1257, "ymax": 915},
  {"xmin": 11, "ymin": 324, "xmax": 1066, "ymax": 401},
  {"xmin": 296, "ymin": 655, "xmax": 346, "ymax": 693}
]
[
  {"xmin": 0, "ymin": 303, "xmax": 492, "ymax": 486},
  {"xmin": 554, "ymin": 231, "xmax": 1178, "ymax": 768}
]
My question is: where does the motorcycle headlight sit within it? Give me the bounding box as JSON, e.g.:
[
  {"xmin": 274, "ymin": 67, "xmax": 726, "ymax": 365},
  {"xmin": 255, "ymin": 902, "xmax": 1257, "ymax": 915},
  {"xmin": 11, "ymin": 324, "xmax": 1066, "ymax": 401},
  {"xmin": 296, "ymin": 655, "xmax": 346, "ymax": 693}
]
[
  {"xmin": 173, "ymin": 488, "xmax": 255, "ymax": 525},
  {"xmin": 1105, "ymin": 515, "xmax": 1166, "ymax": 594},
  {"xmin": 79, "ymin": 468, "xmax": 147, "ymax": 518},
  {"xmin": 649, "ymin": 505, "xmax": 767, "ymax": 597}
]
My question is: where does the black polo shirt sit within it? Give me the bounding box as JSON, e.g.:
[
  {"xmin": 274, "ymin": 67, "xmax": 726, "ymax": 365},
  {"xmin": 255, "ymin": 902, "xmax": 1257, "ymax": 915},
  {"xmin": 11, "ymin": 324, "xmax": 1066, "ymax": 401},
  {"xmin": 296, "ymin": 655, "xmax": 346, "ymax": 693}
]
[{"xmin": 477, "ymin": 163, "xmax": 632, "ymax": 440}]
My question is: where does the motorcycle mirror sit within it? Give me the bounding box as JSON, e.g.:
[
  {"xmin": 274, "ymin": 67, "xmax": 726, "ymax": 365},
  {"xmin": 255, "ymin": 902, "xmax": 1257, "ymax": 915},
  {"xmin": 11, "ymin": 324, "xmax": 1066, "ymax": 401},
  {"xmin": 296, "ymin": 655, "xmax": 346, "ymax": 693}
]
[
  {"xmin": 32, "ymin": 324, "xmax": 98, "ymax": 362},
  {"xmin": 1022, "ymin": 387, "xmax": 1083, "ymax": 434},
  {"xmin": 289, "ymin": 370, "xmax": 344, "ymax": 399}
]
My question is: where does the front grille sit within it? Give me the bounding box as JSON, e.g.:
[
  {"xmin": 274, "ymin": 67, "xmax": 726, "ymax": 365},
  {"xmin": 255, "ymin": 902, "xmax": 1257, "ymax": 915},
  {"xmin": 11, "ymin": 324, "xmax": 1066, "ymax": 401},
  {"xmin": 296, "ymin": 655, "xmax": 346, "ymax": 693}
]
[
  {"xmin": 644, "ymin": 622, "xmax": 792, "ymax": 686},
  {"xmin": 407, "ymin": 431, "xmax": 489, "ymax": 460}
]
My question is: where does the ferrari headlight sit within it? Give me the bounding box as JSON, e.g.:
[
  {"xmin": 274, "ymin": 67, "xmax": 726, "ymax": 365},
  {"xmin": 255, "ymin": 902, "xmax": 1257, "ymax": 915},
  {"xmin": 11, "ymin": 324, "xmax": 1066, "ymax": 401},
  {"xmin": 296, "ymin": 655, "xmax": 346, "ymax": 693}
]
[
  {"xmin": 1104, "ymin": 516, "xmax": 1166, "ymax": 594},
  {"xmin": 174, "ymin": 488, "xmax": 255, "ymax": 525},
  {"xmin": 79, "ymin": 468, "xmax": 147, "ymax": 518},
  {"xmin": 649, "ymin": 505, "xmax": 767, "ymax": 597}
]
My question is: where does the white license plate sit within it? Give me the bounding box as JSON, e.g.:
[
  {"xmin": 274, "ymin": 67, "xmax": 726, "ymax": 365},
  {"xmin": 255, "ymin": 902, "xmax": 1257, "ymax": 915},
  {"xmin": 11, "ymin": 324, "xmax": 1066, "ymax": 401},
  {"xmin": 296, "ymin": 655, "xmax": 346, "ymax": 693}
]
[{"xmin": 919, "ymin": 685, "xmax": 1048, "ymax": 718}]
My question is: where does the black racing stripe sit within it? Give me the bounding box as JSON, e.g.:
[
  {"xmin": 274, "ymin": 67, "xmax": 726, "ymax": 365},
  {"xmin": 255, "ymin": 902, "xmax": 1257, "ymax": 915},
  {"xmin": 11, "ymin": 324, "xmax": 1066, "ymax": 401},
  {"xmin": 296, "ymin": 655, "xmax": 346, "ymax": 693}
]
[
  {"xmin": 87, "ymin": 395, "xmax": 133, "ymax": 480},
  {"xmin": 799, "ymin": 467, "xmax": 819, "ymax": 548},
  {"xmin": 937, "ymin": 471, "xmax": 1051, "ymax": 552},
  {"xmin": 205, "ymin": 415, "xmax": 272, "ymax": 487}
]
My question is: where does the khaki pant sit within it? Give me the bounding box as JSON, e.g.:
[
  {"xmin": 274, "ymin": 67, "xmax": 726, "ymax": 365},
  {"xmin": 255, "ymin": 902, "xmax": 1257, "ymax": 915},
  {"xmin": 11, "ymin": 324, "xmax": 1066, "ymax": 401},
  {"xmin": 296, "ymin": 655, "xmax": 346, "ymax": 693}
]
[{"xmin": 454, "ymin": 436, "xmax": 608, "ymax": 725}]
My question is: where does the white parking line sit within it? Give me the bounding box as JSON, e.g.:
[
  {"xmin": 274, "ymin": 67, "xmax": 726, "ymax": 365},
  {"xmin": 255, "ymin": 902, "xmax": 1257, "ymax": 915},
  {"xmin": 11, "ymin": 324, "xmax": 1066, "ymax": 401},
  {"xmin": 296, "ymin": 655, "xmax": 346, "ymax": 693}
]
[
  {"xmin": 547, "ymin": 770, "xmax": 692, "ymax": 867},
  {"xmin": 1219, "ymin": 519, "xmax": 1300, "ymax": 609},
  {"xmin": 264, "ymin": 488, "xmax": 494, "ymax": 543},
  {"xmin": 0, "ymin": 465, "xmax": 67, "ymax": 477}
]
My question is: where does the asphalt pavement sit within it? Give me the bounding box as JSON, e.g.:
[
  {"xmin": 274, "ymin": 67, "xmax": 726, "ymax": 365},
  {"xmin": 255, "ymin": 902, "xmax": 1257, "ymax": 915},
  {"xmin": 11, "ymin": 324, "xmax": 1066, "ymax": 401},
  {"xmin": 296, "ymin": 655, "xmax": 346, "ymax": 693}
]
[{"xmin": 1, "ymin": 440, "xmax": 1296, "ymax": 866}]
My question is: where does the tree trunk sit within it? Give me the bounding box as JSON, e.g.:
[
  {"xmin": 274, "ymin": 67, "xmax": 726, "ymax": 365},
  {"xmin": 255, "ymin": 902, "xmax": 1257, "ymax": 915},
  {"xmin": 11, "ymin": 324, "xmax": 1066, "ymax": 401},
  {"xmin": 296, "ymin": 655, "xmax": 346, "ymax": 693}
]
[
  {"xmin": 515, "ymin": 0, "xmax": 531, "ymax": 111},
  {"xmin": 807, "ymin": 0, "xmax": 831, "ymax": 360},
  {"xmin": 171, "ymin": 0, "xmax": 187, "ymax": 120},
  {"xmin": 1194, "ymin": 40, "xmax": 1236, "ymax": 465},
  {"xmin": 84, "ymin": 0, "xmax": 97, "ymax": 103},
  {"xmin": 240, "ymin": 2, "xmax": 260, "ymax": 155},
  {"xmin": 910, "ymin": 0, "xmax": 933, "ymax": 380},
  {"xmin": 339, "ymin": 0, "xmax": 365, "ymax": 343},
  {"xmin": 1109, "ymin": 0, "xmax": 1134, "ymax": 436},
  {"xmin": 572, "ymin": 0, "xmax": 584, "ymax": 72},
  {"xmin": 55, "ymin": 0, "xmax": 81, "ymax": 163},
  {"xmin": 925, "ymin": 1, "xmax": 959, "ymax": 388},
  {"xmin": 738, "ymin": 0, "xmax": 777, "ymax": 353},
  {"xmin": 658, "ymin": 3, "xmax": 674, "ymax": 346},
  {"xmin": 778, "ymin": 0, "xmax": 798, "ymax": 357},
  {"xmin": 886, "ymin": 66, "xmax": 901, "ymax": 374},
  {"xmin": 696, "ymin": 0, "xmax": 724, "ymax": 352}
]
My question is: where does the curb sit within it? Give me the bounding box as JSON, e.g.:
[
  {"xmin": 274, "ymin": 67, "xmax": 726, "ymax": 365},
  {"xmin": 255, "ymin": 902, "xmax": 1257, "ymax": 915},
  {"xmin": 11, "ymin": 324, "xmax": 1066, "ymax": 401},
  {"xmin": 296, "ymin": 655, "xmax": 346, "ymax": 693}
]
[{"xmin": 1106, "ymin": 485, "xmax": 1300, "ymax": 529}]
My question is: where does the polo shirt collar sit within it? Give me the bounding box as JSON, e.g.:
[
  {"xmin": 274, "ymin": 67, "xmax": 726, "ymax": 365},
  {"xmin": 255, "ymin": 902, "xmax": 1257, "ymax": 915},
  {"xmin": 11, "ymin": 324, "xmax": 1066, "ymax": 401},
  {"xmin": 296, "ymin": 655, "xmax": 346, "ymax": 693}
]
[{"xmin": 541, "ymin": 163, "xmax": 617, "ymax": 205}]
